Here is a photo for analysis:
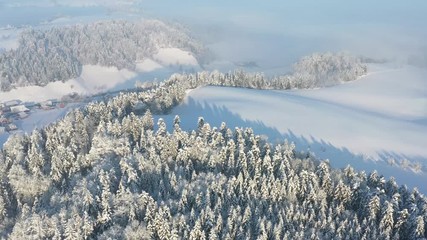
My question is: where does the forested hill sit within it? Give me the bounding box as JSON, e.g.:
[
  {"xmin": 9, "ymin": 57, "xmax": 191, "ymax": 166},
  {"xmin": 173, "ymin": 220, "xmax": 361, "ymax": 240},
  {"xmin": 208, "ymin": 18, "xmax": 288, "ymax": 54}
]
[
  {"xmin": 165, "ymin": 52, "xmax": 367, "ymax": 91},
  {"xmin": 0, "ymin": 20, "xmax": 208, "ymax": 91},
  {"xmin": 0, "ymin": 71, "xmax": 425, "ymax": 239}
]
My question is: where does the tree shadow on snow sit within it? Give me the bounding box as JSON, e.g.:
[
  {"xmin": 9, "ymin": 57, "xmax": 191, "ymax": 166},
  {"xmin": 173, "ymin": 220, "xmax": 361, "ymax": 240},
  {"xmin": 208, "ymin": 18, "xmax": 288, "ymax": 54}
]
[{"xmin": 157, "ymin": 97, "xmax": 427, "ymax": 194}]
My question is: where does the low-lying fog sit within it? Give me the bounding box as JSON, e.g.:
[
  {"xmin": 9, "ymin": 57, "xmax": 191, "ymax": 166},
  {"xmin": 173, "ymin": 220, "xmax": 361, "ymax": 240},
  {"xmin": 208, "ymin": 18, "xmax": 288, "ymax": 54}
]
[
  {"xmin": 139, "ymin": 0, "xmax": 427, "ymax": 71},
  {"xmin": 1, "ymin": 0, "xmax": 427, "ymax": 72}
]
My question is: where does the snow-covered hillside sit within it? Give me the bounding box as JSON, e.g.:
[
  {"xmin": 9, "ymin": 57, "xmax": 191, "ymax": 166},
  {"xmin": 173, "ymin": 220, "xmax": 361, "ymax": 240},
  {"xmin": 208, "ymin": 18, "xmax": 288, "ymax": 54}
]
[
  {"xmin": 0, "ymin": 20, "xmax": 207, "ymax": 91},
  {"xmin": 160, "ymin": 64, "xmax": 427, "ymax": 193},
  {"xmin": 0, "ymin": 46, "xmax": 200, "ymax": 144},
  {"xmin": 0, "ymin": 47, "xmax": 200, "ymax": 103}
]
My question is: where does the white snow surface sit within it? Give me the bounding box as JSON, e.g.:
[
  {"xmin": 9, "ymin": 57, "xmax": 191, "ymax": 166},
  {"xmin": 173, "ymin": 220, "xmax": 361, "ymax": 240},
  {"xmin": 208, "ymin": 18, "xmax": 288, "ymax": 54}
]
[
  {"xmin": 0, "ymin": 103, "xmax": 81, "ymax": 147},
  {"xmin": 19, "ymin": 104, "xmax": 82, "ymax": 131},
  {"xmin": 160, "ymin": 64, "xmax": 427, "ymax": 193}
]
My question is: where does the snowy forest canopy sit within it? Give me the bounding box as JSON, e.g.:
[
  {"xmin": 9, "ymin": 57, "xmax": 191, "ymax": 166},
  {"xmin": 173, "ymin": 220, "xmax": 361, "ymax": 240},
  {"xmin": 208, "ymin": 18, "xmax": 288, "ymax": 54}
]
[
  {"xmin": 0, "ymin": 17, "xmax": 367, "ymax": 92},
  {"xmin": 165, "ymin": 52, "xmax": 367, "ymax": 91},
  {"xmin": 0, "ymin": 66, "xmax": 425, "ymax": 239},
  {"xmin": 0, "ymin": 19, "xmax": 208, "ymax": 91}
]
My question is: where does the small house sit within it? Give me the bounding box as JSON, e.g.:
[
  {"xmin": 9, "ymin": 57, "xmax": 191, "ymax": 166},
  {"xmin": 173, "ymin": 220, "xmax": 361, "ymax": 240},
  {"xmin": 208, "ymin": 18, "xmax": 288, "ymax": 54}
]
[
  {"xmin": 10, "ymin": 105, "xmax": 29, "ymax": 113},
  {"xmin": 1, "ymin": 106, "xmax": 10, "ymax": 112},
  {"xmin": 6, "ymin": 123, "xmax": 18, "ymax": 131},
  {"xmin": 0, "ymin": 126, "xmax": 5, "ymax": 134},
  {"xmin": 25, "ymin": 102, "xmax": 37, "ymax": 108},
  {"xmin": 4, "ymin": 100, "xmax": 20, "ymax": 107},
  {"xmin": 41, "ymin": 100, "xmax": 54, "ymax": 110},
  {"xmin": 0, "ymin": 117, "xmax": 9, "ymax": 124},
  {"xmin": 18, "ymin": 112, "xmax": 29, "ymax": 119},
  {"xmin": 133, "ymin": 101, "xmax": 147, "ymax": 114},
  {"xmin": 69, "ymin": 92, "xmax": 78, "ymax": 99}
]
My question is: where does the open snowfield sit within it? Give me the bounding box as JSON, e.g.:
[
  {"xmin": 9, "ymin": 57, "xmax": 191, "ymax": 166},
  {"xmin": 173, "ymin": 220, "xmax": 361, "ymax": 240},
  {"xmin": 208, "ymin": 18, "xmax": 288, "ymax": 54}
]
[
  {"xmin": 16, "ymin": 103, "xmax": 82, "ymax": 132},
  {"xmin": 159, "ymin": 64, "xmax": 427, "ymax": 193}
]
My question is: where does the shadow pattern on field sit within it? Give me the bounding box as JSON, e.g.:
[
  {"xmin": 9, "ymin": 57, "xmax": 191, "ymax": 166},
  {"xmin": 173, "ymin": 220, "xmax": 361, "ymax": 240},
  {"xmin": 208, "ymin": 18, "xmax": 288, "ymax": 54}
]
[{"xmin": 157, "ymin": 97, "xmax": 427, "ymax": 193}]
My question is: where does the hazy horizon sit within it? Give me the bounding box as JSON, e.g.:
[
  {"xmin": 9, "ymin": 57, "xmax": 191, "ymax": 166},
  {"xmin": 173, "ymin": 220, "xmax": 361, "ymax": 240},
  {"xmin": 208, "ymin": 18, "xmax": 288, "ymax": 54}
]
[{"xmin": 1, "ymin": 0, "xmax": 427, "ymax": 71}]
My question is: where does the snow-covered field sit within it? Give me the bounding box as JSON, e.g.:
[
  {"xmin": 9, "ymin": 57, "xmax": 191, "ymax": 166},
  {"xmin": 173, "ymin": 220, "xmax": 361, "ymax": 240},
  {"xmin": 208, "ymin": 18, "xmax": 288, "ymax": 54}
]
[
  {"xmin": 159, "ymin": 64, "xmax": 427, "ymax": 193},
  {"xmin": 0, "ymin": 103, "xmax": 81, "ymax": 146},
  {"xmin": 17, "ymin": 103, "xmax": 82, "ymax": 132}
]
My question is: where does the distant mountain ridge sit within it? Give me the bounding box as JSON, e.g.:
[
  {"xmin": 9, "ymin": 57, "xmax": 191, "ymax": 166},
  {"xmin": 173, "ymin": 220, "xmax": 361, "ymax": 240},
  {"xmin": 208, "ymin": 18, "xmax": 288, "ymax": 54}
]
[{"xmin": 0, "ymin": 19, "xmax": 208, "ymax": 91}]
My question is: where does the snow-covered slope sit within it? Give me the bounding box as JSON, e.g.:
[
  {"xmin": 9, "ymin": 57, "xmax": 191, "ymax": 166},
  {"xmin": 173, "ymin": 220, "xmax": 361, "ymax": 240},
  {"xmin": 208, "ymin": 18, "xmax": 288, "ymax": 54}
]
[
  {"xmin": 161, "ymin": 64, "xmax": 427, "ymax": 193},
  {"xmin": 0, "ymin": 48, "xmax": 199, "ymax": 103}
]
